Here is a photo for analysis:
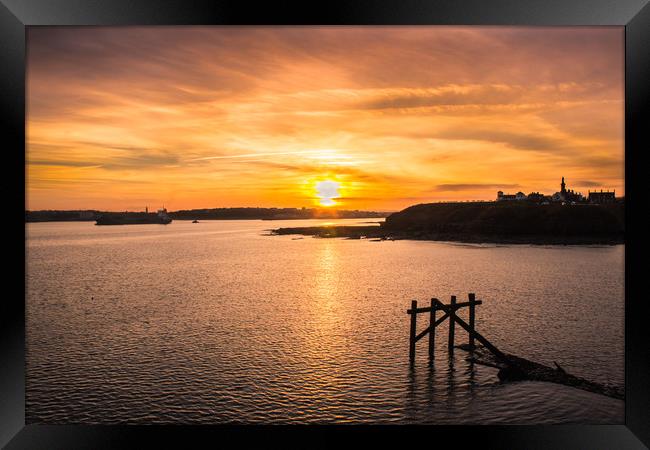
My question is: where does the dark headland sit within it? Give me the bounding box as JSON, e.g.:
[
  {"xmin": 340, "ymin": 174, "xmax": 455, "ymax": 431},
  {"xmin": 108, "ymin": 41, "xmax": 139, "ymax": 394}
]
[{"xmin": 272, "ymin": 201, "xmax": 625, "ymax": 245}]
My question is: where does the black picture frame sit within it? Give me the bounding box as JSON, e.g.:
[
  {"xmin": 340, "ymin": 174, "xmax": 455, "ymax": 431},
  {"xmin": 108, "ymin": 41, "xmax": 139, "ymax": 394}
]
[{"xmin": 2, "ymin": 0, "xmax": 649, "ymax": 447}]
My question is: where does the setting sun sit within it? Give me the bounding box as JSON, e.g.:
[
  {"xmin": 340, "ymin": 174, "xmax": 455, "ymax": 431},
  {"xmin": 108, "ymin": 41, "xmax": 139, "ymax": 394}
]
[{"xmin": 315, "ymin": 180, "xmax": 340, "ymax": 207}]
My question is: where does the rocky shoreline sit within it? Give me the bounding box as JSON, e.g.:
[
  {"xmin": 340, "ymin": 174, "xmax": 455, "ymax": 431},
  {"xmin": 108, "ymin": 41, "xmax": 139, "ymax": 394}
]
[
  {"xmin": 270, "ymin": 225, "xmax": 624, "ymax": 245},
  {"xmin": 271, "ymin": 201, "xmax": 624, "ymax": 245}
]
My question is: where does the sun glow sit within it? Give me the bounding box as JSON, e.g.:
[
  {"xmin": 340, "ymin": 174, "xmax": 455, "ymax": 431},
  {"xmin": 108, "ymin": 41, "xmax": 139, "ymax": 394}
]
[
  {"xmin": 26, "ymin": 27, "xmax": 624, "ymax": 211},
  {"xmin": 315, "ymin": 180, "xmax": 341, "ymax": 207}
]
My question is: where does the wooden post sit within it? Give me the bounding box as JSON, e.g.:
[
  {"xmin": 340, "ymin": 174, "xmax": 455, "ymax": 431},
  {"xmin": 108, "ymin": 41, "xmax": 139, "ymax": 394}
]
[
  {"xmin": 448, "ymin": 295, "xmax": 456, "ymax": 351},
  {"xmin": 468, "ymin": 293, "xmax": 476, "ymax": 349},
  {"xmin": 409, "ymin": 300, "xmax": 417, "ymax": 360},
  {"xmin": 428, "ymin": 298, "xmax": 436, "ymax": 359}
]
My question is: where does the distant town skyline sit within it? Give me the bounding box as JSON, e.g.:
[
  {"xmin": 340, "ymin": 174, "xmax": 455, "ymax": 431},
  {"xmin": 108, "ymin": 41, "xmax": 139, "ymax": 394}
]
[{"xmin": 26, "ymin": 26, "xmax": 624, "ymax": 211}]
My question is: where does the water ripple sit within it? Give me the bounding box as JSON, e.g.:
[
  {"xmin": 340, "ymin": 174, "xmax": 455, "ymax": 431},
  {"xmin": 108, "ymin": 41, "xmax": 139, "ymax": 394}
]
[{"xmin": 26, "ymin": 220, "xmax": 624, "ymax": 424}]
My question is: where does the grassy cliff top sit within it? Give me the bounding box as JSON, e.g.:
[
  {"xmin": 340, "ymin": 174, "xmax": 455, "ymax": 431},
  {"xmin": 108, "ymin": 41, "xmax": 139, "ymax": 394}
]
[{"xmin": 382, "ymin": 201, "xmax": 624, "ymax": 237}]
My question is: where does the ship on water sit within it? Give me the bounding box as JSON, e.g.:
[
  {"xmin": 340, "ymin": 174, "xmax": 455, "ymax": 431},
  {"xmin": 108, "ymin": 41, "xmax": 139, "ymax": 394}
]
[{"xmin": 95, "ymin": 207, "xmax": 172, "ymax": 225}]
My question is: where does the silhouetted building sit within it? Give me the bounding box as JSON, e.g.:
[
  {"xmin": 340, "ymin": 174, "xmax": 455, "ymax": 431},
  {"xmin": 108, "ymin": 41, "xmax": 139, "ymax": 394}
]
[
  {"xmin": 527, "ymin": 192, "xmax": 545, "ymax": 202},
  {"xmin": 496, "ymin": 191, "xmax": 516, "ymax": 201},
  {"xmin": 496, "ymin": 190, "xmax": 527, "ymax": 202},
  {"xmin": 497, "ymin": 177, "xmax": 586, "ymax": 204},
  {"xmin": 552, "ymin": 177, "xmax": 583, "ymax": 203},
  {"xmin": 588, "ymin": 190, "xmax": 616, "ymax": 204}
]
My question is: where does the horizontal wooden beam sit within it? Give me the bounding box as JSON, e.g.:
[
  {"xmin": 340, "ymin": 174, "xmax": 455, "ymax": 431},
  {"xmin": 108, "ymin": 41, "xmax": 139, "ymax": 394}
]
[
  {"xmin": 407, "ymin": 300, "xmax": 482, "ymax": 315},
  {"xmin": 432, "ymin": 298, "xmax": 453, "ymax": 313},
  {"xmin": 413, "ymin": 300, "xmax": 479, "ymax": 342},
  {"xmin": 453, "ymin": 299, "xmax": 483, "ymax": 310}
]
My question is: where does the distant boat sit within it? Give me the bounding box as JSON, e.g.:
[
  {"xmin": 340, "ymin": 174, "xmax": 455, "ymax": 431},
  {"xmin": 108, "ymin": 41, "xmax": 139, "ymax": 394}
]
[
  {"xmin": 192, "ymin": 219, "xmax": 199, "ymax": 223},
  {"xmin": 96, "ymin": 208, "xmax": 172, "ymax": 225}
]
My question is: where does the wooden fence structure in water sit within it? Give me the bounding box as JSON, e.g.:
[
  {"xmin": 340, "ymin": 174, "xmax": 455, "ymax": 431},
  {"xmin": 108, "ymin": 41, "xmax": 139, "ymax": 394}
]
[
  {"xmin": 406, "ymin": 293, "xmax": 625, "ymax": 400},
  {"xmin": 407, "ymin": 293, "xmax": 509, "ymax": 364}
]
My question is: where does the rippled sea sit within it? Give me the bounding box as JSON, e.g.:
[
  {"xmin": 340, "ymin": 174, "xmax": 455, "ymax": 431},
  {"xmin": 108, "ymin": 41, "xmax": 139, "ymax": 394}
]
[{"xmin": 26, "ymin": 219, "xmax": 624, "ymax": 424}]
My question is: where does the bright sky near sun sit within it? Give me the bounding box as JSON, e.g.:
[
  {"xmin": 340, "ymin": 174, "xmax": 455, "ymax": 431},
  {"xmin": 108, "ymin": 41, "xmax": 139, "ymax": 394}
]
[{"xmin": 26, "ymin": 26, "xmax": 624, "ymax": 211}]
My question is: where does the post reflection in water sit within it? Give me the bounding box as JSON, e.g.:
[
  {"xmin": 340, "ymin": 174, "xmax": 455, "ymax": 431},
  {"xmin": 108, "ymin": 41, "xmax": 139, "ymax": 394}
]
[
  {"xmin": 466, "ymin": 358, "xmax": 477, "ymax": 390},
  {"xmin": 405, "ymin": 362, "xmax": 419, "ymax": 420},
  {"xmin": 424, "ymin": 361, "xmax": 437, "ymax": 409},
  {"xmin": 445, "ymin": 352, "xmax": 458, "ymax": 408}
]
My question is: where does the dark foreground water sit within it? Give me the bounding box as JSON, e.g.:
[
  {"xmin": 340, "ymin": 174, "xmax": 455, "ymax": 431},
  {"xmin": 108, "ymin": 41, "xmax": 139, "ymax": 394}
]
[{"xmin": 26, "ymin": 219, "xmax": 624, "ymax": 424}]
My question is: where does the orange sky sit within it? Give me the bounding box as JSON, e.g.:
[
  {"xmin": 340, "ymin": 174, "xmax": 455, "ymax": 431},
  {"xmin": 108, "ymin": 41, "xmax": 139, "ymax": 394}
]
[{"xmin": 26, "ymin": 26, "xmax": 624, "ymax": 212}]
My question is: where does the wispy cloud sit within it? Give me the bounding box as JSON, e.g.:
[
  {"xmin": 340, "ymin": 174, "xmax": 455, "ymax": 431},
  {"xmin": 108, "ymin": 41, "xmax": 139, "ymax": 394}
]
[
  {"xmin": 190, "ymin": 150, "xmax": 330, "ymax": 161},
  {"xmin": 434, "ymin": 128, "xmax": 565, "ymax": 152},
  {"xmin": 435, "ymin": 183, "xmax": 520, "ymax": 192},
  {"xmin": 574, "ymin": 180, "xmax": 606, "ymax": 187}
]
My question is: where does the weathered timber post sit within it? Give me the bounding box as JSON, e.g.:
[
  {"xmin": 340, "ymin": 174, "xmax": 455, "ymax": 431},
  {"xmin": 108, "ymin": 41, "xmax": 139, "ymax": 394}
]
[
  {"xmin": 409, "ymin": 300, "xmax": 417, "ymax": 360},
  {"xmin": 468, "ymin": 293, "xmax": 476, "ymax": 349},
  {"xmin": 428, "ymin": 298, "xmax": 436, "ymax": 359},
  {"xmin": 448, "ymin": 295, "xmax": 456, "ymax": 351}
]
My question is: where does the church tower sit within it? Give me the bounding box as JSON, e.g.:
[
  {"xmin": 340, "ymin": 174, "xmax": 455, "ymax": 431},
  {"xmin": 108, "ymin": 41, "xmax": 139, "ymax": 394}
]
[{"xmin": 561, "ymin": 176, "xmax": 566, "ymax": 194}]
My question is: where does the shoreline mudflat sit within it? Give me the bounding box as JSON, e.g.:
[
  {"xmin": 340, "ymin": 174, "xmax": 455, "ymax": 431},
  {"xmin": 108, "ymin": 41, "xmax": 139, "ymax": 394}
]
[
  {"xmin": 270, "ymin": 225, "xmax": 624, "ymax": 245},
  {"xmin": 272, "ymin": 201, "xmax": 624, "ymax": 245}
]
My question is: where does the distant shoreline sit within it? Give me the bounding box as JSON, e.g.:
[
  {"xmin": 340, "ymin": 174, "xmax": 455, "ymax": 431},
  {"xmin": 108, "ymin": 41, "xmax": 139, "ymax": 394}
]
[
  {"xmin": 26, "ymin": 217, "xmax": 386, "ymax": 224},
  {"xmin": 25, "ymin": 208, "xmax": 389, "ymax": 223}
]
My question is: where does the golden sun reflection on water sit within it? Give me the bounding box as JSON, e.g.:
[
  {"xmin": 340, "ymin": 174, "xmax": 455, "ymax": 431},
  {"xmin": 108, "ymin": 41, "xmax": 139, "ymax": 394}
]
[
  {"xmin": 304, "ymin": 241, "xmax": 352, "ymax": 387},
  {"xmin": 314, "ymin": 241, "xmax": 339, "ymax": 310}
]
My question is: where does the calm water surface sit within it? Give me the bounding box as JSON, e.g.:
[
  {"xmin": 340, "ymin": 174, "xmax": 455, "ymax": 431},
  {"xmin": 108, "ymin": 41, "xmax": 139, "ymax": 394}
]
[{"xmin": 26, "ymin": 219, "xmax": 624, "ymax": 424}]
